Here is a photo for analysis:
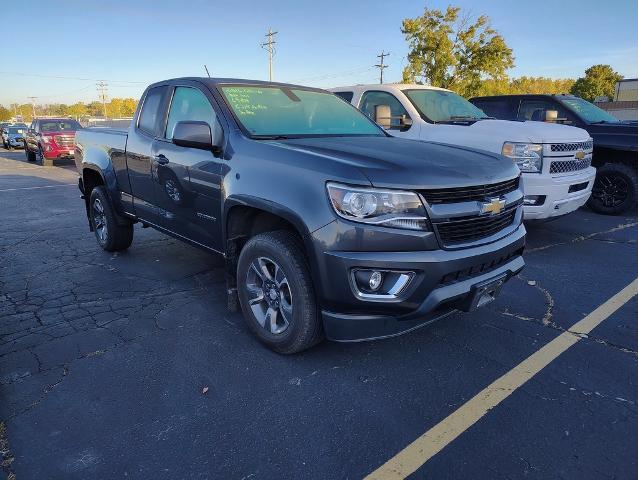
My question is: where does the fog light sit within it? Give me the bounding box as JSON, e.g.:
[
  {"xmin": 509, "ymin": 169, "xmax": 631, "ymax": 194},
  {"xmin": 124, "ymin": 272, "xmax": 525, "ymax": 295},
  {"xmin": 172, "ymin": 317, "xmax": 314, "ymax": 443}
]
[
  {"xmin": 523, "ymin": 195, "xmax": 546, "ymax": 206},
  {"xmin": 369, "ymin": 271, "xmax": 383, "ymax": 291}
]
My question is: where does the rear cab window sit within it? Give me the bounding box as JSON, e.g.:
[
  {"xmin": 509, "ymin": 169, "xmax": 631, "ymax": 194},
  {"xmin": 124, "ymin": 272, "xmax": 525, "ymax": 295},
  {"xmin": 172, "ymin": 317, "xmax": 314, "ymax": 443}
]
[
  {"xmin": 333, "ymin": 91, "xmax": 354, "ymax": 103},
  {"xmin": 471, "ymin": 98, "xmax": 517, "ymax": 121},
  {"xmin": 137, "ymin": 86, "xmax": 167, "ymax": 135}
]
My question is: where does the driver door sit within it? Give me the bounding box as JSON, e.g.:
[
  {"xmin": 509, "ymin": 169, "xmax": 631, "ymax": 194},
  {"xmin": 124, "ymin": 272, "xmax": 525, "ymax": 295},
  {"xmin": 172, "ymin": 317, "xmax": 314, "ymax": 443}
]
[{"xmin": 151, "ymin": 85, "xmax": 224, "ymax": 250}]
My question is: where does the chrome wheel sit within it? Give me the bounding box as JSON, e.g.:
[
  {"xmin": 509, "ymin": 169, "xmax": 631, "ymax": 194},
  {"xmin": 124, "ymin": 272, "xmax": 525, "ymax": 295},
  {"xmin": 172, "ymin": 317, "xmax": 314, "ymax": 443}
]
[
  {"xmin": 245, "ymin": 256, "xmax": 293, "ymax": 335},
  {"xmin": 92, "ymin": 198, "xmax": 108, "ymax": 244}
]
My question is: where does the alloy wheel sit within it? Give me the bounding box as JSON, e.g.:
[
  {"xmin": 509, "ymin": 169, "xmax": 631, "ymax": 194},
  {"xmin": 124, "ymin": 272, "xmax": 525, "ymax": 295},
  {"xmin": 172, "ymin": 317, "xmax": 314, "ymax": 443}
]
[
  {"xmin": 245, "ymin": 256, "xmax": 293, "ymax": 335},
  {"xmin": 92, "ymin": 198, "xmax": 108, "ymax": 244},
  {"xmin": 591, "ymin": 173, "xmax": 629, "ymax": 208}
]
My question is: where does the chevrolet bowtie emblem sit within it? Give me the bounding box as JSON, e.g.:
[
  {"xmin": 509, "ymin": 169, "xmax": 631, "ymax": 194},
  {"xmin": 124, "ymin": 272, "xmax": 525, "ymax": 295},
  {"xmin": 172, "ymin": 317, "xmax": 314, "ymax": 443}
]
[
  {"xmin": 575, "ymin": 150, "xmax": 585, "ymax": 160},
  {"xmin": 480, "ymin": 197, "xmax": 506, "ymax": 215}
]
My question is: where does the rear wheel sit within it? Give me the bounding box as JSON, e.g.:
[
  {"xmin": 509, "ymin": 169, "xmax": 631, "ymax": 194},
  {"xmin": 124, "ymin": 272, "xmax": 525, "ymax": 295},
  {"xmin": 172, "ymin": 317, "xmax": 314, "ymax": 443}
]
[
  {"xmin": 237, "ymin": 231, "xmax": 323, "ymax": 354},
  {"xmin": 89, "ymin": 186, "xmax": 134, "ymax": 251},
  {"xmin": 587, "ymin": 163, "xmax": 638, "ymax": 215}
]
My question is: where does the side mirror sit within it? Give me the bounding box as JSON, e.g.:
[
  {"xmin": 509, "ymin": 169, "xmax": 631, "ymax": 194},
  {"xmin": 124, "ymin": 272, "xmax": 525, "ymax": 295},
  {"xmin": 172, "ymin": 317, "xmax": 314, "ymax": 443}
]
[
  {"xmin": 545, "ymin": 110, "xmax": 559, "ymax": 122},
  {"xmin": 172, "ymin": 121, "xmax": 221, "ymax": 153},
  {"xmin": 400, "ymin": 115, "xmax": 413, "ymax": 129},
  {"xmin": 373, "ymin": 105, "xmax": 392, "ymax": 129}
]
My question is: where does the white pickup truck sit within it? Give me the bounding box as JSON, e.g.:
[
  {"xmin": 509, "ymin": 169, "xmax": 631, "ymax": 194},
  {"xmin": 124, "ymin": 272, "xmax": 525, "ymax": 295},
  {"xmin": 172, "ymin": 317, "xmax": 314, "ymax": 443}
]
[{"xmin": 331, "ymin": 84, "xmax": 596, "ymax": 220}]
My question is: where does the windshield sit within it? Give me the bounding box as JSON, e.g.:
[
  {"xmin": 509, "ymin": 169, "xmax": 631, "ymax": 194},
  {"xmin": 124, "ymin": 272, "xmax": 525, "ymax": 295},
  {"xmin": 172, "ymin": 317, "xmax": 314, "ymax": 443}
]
[
  {"xmin": 8, "ymin": 127, "xmax": 24, "ymax": 134},
  {"xmin": 404, "ymin": 89, "xmax": 489, "ymax": 123},
  {"xmin": 39, "ymin": 120, "xmax": 82, "ymax": 132},
  {"xmin": 558, "ymin": 97, "xmax": 620, "ymax": 124},
  {"xmin": 220, "ymin": 85, "xmax": 384, "ymax": 137}
]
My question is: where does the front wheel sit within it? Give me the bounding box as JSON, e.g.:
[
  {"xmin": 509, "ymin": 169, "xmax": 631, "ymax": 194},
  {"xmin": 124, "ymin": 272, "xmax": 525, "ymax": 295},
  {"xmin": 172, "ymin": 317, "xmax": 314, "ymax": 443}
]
[
  {"xmin": 26, "ymin": 145, "xmax": 36, "ymax": 162},
  {"xmin": 89, "ymin": 186, "xmax": 134, "ymax": 251},
  {"xmin": 587, "ymin": 163, "xmax": 638, "ymax": 215},
  {"xmin": 237, "ymin": 231, "xmax": 323, "ymax": 354}
]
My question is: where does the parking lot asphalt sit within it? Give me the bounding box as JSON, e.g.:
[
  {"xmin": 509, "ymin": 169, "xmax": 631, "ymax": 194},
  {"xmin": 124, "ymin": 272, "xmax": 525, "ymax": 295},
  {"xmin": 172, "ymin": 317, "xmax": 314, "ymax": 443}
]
[{"xmin": 0, "ymin": 150, "xmax": 637, "ymax": 480}]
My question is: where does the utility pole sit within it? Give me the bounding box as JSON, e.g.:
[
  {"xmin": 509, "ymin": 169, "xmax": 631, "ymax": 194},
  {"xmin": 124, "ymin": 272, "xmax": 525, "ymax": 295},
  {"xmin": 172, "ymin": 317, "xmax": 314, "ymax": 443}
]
[
  {"xmin": 374, "ymin": 51, "xmax": 390, "ymax": 84},
  {"xmin": 27, "ymin": 97, "xmax": 38, "ymax": 118},
  {"xmin": 261, "ymin": 28, "xmax": 278, "ymax": 81},
  {"xmin": 96, "ymin": 81, "xmax": 108, "ymax": 118}
]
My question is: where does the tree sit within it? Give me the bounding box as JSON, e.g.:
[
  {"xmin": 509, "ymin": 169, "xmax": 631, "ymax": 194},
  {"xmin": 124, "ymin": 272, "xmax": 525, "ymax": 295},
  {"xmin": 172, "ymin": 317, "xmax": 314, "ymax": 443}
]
[
  {"xmin": 401, "ymin": 5, "xmax": 514, "ymax": 97},
  {"xmin": 475, "ymin": 76, "xmax": 575, "ymax": 97},
  {"xmin": 67, "ymin": 102, "xmax": 88, "ymax": 119},
  {"xmin": 570, "ymin": 65, "xmax": 623, "ymax": 102},
  {"xmin": 0, "ymin": 106, "xmax": 11, "ymax": 121}
]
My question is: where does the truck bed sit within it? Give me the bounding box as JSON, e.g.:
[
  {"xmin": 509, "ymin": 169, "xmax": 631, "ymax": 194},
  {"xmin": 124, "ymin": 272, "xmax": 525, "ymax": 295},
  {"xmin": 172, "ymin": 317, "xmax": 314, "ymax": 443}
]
[{"xmin": 74, "ymin": 127, "xmax": 128, "ymax": 172}]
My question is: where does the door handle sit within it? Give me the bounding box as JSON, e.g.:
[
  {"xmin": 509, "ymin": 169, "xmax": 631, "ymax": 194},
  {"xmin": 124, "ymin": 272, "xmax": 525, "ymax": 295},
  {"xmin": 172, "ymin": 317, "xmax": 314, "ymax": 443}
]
[{"xmin": 154, "ymin": 154, "xmax": 169, "ymax": 165}]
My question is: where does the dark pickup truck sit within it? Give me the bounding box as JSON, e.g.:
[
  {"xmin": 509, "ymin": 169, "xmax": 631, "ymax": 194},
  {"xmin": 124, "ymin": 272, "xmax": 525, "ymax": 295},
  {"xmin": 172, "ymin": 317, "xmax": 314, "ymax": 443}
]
[
  {"xmin": 470, "ymin": 94, "xmax": 638, "ymax": 214},
  {"xmin": 75, "ymin": 77, "xmax": 526, "ymax": 353}
]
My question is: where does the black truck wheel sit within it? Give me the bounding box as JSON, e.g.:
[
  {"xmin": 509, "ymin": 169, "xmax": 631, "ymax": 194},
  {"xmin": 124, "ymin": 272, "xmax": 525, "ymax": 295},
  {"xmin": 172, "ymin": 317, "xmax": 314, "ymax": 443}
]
[
  {"xmin": 237, "ymin": 231, "xmax": 323, "ymax": 354},
  {"xmin": 588, "ymin": 163, "xmax": 638, "ymax": 215},
  {"xmin": 89, "ymin": 186, "xmax": 134, "ymax": 251},
  {"xmin": 26, "ymin": 145, "xmax": 36, "ymax": 162}
]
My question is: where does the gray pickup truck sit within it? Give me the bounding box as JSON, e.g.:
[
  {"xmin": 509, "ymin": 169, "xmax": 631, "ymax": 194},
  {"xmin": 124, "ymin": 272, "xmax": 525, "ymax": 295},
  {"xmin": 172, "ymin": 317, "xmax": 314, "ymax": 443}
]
[{"xmin": 74, "ymin": 77, "xmax": 526, "ymax": 353}]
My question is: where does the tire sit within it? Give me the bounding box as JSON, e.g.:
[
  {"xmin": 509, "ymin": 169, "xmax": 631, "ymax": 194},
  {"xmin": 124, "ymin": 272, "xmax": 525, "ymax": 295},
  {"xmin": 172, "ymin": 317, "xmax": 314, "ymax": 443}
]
[
  {"xmin": 37, "ymin": 145, "xmax": 46, "ymax": 165},
  {"xmin": 89, "ymin": 186, "xmax": 134, "ymax": 252},
  {"xmin": 587, "ymin": 163, "xmax": 638, "ymax": 215},
  {"xmin": 237, "ymin": 231, "xmax": 323, "ymax": 354},
  {"xmin": 26, "ymin": 145, "xmax": 36, "ymax": 162}
]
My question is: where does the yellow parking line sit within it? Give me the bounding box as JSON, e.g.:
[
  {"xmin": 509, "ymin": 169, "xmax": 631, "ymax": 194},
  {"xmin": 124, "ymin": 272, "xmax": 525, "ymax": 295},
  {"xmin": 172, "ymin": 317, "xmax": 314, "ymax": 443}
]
[{"xmin": 365, "ymin": 277, "xmax": 638, "ymax": 480}]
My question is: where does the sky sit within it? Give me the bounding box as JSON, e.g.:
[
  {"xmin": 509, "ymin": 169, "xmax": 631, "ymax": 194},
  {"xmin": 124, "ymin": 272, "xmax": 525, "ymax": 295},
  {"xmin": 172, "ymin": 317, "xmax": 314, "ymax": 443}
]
[{"xmin": 1, "ymin": 0, "xmax": 637, "ymax": 106}]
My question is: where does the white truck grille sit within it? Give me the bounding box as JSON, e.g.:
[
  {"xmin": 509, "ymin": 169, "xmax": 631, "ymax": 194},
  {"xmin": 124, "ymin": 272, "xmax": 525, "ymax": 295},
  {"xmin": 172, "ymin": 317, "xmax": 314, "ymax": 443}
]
[
  {"xmin": 549, "ymin": 158, "xmax": 592, "ymax": 174},
  {"xmin": 549, "ymin": 140, "xmax": 593, "ymax": 152}
]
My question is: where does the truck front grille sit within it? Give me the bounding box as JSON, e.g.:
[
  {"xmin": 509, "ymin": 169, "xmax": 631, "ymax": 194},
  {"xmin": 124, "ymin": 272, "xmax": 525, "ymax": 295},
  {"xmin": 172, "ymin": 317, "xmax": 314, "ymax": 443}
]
[
  {"xmin": 549, "ymin": 157, "xmax": 592, "ymax": 174},
  {"xmin": 55, "ymin": 135, "xmax": 75, "ymax": 148},
  {"xmin": 550, "ymin": 140, "xmax": 593, "ymax": 152},
  {"xmin": 434, "ymin": 205, "xmax": 518, "ymax": 246},
  {"xmin": 419, "ymin": 177, "xmax": 519, "ymax": 205}
]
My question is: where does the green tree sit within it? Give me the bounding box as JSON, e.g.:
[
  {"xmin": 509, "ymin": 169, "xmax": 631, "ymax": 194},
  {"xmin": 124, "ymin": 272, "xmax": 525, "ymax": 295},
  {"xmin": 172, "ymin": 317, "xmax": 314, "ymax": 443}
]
[
  {"xmin": 570, "ymin": 65, "xmax": 623, "ymax": 101},
  {"xmin": 67, "ymin": 102, "xmax": 88, "ymax": 119},
  {"xmin": 0, "ymin": 106, "xmax": 11, "ymax": 121},
  {"xmin": 475, "ymin": 76, "xmax": 575, "ymax": 97},
  {"xmin": 402, "ymin": 5, "xmax": 514, "ymax": 97}
]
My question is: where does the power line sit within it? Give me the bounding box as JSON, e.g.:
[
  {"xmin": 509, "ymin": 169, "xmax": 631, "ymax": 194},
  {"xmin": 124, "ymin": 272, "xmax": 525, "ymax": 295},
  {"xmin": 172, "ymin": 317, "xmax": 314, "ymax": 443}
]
[
  {"xmin": 374, "ymin": 51, "xmax": 390, "ymax": 84},
  {"xmin": 261, "ymin": 28, "xmax": 278, "ymax": 82},
  {"xmin": 96, "ymin": 81, "xmax": 108, "ymax": 118},
  {"xmin": 0, "ymin": 70, "xmax": 147, "ymax": 84}
]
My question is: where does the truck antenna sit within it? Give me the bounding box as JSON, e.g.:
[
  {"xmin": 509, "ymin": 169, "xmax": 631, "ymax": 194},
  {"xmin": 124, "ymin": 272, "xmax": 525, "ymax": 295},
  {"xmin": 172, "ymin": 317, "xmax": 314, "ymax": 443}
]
[{"xmin": 204, "ymin": 65, "xmax": 211, "ymax": 78}]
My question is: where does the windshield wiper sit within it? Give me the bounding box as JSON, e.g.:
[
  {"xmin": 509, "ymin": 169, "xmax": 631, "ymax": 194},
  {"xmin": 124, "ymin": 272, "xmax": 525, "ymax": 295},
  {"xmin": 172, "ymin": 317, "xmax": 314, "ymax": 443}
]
[
  {"xmin": 449, "ymin": 115, "xmax": 480, "ymax": 120},
  {"xmin": 252, "ymin": 134, "xmax": 291, "ymax": 140}
]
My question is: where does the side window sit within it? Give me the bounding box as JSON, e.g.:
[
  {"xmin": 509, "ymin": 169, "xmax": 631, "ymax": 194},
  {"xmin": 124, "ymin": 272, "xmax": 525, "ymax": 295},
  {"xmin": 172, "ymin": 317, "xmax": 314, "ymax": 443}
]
[
  {"xmin": 517, "ymin": 99, "xmax": 573, "ymax": 124},
  {"xmin": 333, "ymin": 91, "xmax": 354, "ymax": 103},
  {"xmin": 359, "ymin": 91, "xmax": 410, "ymax": 129},
  {"xmin": 138, "ymin": 86, "xmax": 165, "ymax": 135},
  {"xmin": 165, "ymin": 87, "xmax": 217, "ymax": 140}
]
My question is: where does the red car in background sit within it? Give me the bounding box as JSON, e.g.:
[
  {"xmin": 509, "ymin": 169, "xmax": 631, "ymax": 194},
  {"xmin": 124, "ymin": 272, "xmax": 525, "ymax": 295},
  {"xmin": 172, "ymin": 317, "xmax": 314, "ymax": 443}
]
[{"xmin": 25, "ymin": 118, "xmax": 82, "ymax": 166}]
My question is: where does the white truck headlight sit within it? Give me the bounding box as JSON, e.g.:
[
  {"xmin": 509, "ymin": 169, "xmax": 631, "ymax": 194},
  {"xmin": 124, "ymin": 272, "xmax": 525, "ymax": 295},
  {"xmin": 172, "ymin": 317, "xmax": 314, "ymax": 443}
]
[
  {"xmin": 502, "ymin": 142, "xmax": 543, "ymax": 173},
  {"xmin": 327, "ymin": 182, "xmax": 430, "ymax": 231}
]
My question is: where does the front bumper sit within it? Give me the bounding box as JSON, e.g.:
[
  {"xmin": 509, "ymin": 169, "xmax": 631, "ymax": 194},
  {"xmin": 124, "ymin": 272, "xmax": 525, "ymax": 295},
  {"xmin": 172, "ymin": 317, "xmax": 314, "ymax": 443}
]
[
  {"xmin": 42, "ymin": 144, "xmax": 75, "ymax": 159},
  {"xmin": 312, "ymin": 222, "xmax": 526, "ymax": 341},
  {"xmin": 522, "ymin": 166, "xmax": 596, "ymax": 220}
]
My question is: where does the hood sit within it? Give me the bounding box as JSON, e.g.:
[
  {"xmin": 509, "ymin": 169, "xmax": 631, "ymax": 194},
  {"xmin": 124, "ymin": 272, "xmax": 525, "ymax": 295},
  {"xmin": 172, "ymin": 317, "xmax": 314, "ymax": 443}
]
[
  {"xmin": 465, "ymin": 119, "xmax": 590, "ymax": 143},
  {"xmin": 270, "ymin": 136, "xmax": 520, "ymax": 189},
  {"xmin": 42, "ymin": 131, "xmax": 77, "ymax": 136}
]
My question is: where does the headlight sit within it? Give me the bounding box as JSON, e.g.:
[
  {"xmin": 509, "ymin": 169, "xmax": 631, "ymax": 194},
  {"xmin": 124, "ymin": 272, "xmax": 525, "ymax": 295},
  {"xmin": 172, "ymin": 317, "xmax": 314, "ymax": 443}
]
[
  {"xmin": 327, "ymin": 182, "xmax": 430, "ymax": 231},
  {"xmin": 502, "ymin": 142, "xmax": 543, "ymax": 173}
]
